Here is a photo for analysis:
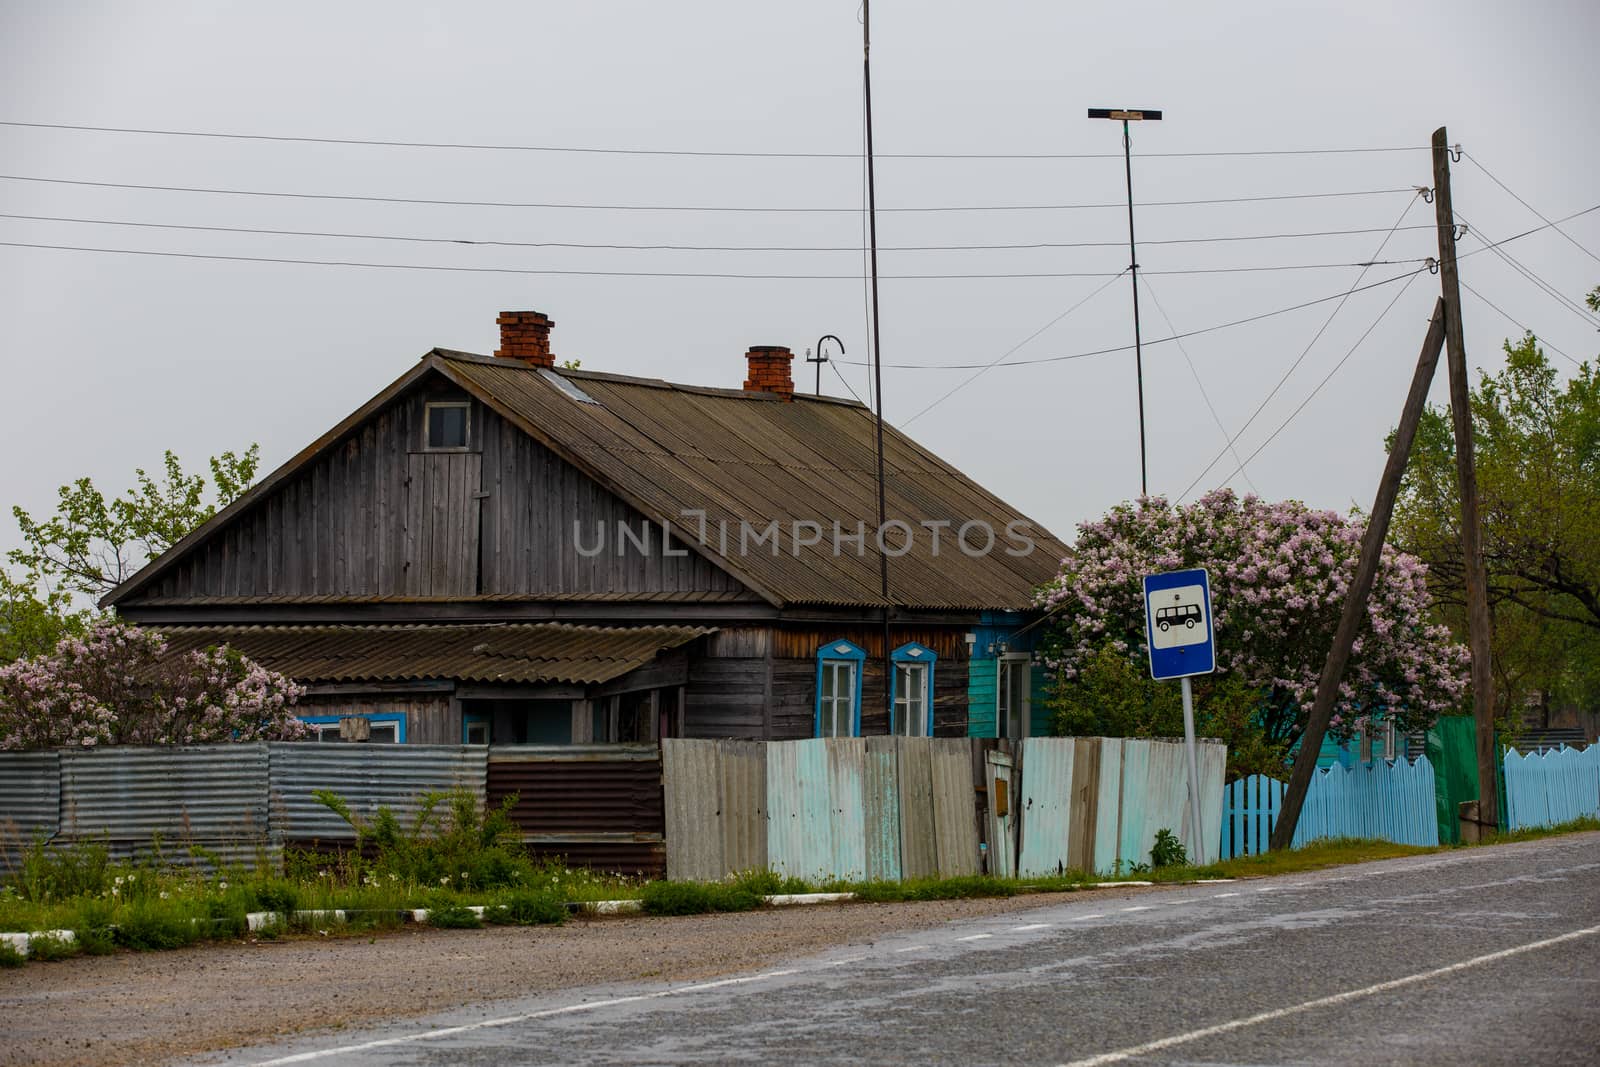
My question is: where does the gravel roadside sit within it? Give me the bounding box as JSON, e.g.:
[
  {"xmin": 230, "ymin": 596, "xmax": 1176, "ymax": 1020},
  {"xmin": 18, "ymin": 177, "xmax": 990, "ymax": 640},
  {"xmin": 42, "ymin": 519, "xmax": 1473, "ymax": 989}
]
[{"xmin": 0, "ymin": 888, "xmax": 1151, "ymax": 1067}]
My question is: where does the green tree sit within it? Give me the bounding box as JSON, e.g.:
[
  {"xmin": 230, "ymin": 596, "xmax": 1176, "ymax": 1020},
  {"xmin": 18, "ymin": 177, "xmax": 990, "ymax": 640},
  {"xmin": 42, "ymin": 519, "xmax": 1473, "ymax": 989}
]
[
  {"xmin": 1392, "ymin": 331, "xmax": 1600, "ymax": 719},
  {"xmin": 9, "ymin": 446, "xmax": 260, "ymax": 605}
]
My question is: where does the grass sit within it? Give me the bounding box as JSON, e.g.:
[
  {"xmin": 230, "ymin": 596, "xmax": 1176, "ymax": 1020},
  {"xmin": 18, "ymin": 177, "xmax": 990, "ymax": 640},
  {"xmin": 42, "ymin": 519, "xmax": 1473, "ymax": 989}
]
[
  {"xmin": 1480, "ymin": 814, "xmax": 1600, "ymax": 846},
  {"xmin": 3, "ymin": 805, "xmax": 1595, "ymax": 968}
]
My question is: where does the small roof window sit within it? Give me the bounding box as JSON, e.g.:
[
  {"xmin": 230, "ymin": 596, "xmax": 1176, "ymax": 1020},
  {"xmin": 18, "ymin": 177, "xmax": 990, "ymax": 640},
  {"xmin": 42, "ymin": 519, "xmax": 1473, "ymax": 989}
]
[
  {"xmin": 538, "ymin": 367, "xmax": 600, "ymax": 405},
  {"xmin": 425, "ymin": 401, "xmax": 470, "ymax": 450}
]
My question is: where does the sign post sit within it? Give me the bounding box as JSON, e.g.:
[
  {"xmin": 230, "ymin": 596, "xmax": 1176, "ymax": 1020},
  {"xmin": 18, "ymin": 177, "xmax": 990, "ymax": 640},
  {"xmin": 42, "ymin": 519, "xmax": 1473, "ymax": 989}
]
[{"xmin": 1143, "ymin": 567, "xmax": 1216, "ymax": 865}]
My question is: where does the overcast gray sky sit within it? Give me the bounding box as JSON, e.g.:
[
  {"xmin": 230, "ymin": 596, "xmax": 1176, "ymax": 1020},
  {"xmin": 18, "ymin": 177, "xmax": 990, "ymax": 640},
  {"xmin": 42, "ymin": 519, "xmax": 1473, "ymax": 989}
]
[{"xmin": 2, "ymin": 1, "xmax": 1596, "ymax": 560}]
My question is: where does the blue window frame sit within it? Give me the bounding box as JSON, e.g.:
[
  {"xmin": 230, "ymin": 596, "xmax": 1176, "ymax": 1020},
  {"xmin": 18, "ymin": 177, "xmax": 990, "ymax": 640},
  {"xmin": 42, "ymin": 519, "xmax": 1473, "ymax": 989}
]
[
  {"xmin": 815, "ymin": 640, "xmax": 866, "ymax": 738},
  {"xmin": 297, "ymin": 713, "xmax": 407, "ymax": 743},
  {"xmin": 463, "ymin": 712, "xmax": 490, "ymax": 745},
  {"xmin": 891, "ymin": 643, "xmax": 937, "ymax": 737}
]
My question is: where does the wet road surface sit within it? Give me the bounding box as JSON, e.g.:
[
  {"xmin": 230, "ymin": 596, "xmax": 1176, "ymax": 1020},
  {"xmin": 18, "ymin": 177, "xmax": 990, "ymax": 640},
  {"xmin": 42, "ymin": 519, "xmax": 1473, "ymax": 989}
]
[{"xmin": 198, "ymin": 832, "xmax": 1600, "ymax": 1066}]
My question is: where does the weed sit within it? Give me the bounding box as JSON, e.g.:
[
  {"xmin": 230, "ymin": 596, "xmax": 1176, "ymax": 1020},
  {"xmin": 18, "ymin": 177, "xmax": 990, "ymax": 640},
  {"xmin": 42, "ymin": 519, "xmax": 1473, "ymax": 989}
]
[
  {"xmin": 426, "ymin": 904, "xmax": 481, "ymax": 929},
  {"xmin": 25, "ymin": 932, "xmax": 78, "ymax": 962},
  {"xmin": 1150, "ymin": 828, "xmax": 1188, "ymax": 869},
  {"xmin": 0, "ymin": 941, "xmax": 23, "ymax": 968},
  {"xmin": 491, "ymin": 889, "xmax": 566, "ymax": 926}
]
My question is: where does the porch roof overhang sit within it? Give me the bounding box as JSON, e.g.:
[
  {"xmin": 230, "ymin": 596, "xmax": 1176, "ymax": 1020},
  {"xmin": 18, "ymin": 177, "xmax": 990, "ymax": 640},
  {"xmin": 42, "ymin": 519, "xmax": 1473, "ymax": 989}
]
[{"xmin": 157, "ymin": 622, "xmax": 712, "ymax": 686}]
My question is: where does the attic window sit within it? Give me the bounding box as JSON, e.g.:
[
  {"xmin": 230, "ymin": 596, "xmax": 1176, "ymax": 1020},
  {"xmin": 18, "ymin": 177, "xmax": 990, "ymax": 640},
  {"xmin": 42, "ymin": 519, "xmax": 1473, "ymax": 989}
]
[{"xmin": 425, "ymin": 401, "xmax": 470, "ymax": 450}]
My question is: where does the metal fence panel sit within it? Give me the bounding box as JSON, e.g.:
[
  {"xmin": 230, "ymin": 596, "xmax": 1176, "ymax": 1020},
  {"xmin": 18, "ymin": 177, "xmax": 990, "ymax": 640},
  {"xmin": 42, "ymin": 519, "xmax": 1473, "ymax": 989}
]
[
  {"xmin": 862, "ymin": 736, "xmax": 901, "ymax": 882},
  {"xmin": 1017, "ymin": 738, "xmax": 1074, "ymax": 878},
  {"xmin": 896, "ymin": 738, "xmax": 937, "ymax": 879},
  {"xmin": 826, "ymin": 739, "xmax": 868, "ymax": 882},
  {"xmin": 1115, "ymin": 739, "xmax": 1152, "ymax": 870},
  {"xmin": 929, "ymin": 738, "xmax": 979, "ymax": 876},
  {"xmin": 1196, "ymin": 741, "xmax": 1227, "ymax": 865},
  {"xmin": 720, "ymin": 740, "xmax": 768, "ymax": 876},
  {"xmin": 62, "ymin": 745, "xmax": 270, "ymax": 867},
  {"xmin": 270, "ymin": 743, "xmax": 486, "ymax": 844},
  {"xmin": 1093, "ymin": 738, "xmax": 1123, "ymax": 875},
  {"xmin": 0, "ymin": 752, "xmax": 60, "ymax": 873},
  {"xmin": 488, "ymin": 744, "xmax": 662, "ymax": 877},
  {"xmin": 1067, "ymin": 738, "xmax": 1101, "ymax": 874},
  {"xmin": 767, "ymin": 739, "xmax": 835, "ymax": 882},
  {"xmin": 662, "ymin": 739, "xmax": 722, "ymax": 881}
]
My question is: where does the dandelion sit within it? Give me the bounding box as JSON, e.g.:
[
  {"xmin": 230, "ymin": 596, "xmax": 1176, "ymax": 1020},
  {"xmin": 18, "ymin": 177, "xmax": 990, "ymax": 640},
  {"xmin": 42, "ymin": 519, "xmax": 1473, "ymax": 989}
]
[
  {"xmin": 440, "ymin": 876, "xmax": 450, "ymax": 885},
  {"xmin": 160, "ymin": 891, "xmax": 170, "ymax": 900},
  {"xmin": 218, "ymin": 880, "xmax": 228, "ymax": 891}
]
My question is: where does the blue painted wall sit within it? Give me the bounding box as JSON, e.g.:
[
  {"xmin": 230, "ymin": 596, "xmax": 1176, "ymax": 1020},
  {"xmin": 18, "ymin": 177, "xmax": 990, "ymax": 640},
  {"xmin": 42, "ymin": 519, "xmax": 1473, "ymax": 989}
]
[{"xmin": 965, "ymin": 612, "xmax": 1053, "ymax": 738}]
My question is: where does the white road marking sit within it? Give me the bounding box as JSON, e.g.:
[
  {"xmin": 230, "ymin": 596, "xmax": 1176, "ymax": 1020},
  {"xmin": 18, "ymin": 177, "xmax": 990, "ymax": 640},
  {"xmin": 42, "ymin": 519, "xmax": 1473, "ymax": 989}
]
[
  {"xmin": 893, "ymin": 944, "xmax": 929, "ymax": 953},
  {"xmin": 1056, "ymin": 923, "xmax": 1600, "ymax": 1067},
  {"xmin": 1011, "ymin": 923, "xmax": 1052, "ymax": 932},
  {"xmin": 1069, "ymin": 913, "xmax": 1106, "ymax": 921},
  {"xmin": 956, "ymin": 933, "xmax": 993, "ymax": 942},
  {"xmin": 1211, "ymin": 892, "xmax": 1240, "ymax": 898},
  {"xmin": 249, "ymin": 962, "xmax": 806, "ymax": 1065},
  {"xmin": 1120, "ymin": 906, "xmax": 1153, "ymax": 913}
]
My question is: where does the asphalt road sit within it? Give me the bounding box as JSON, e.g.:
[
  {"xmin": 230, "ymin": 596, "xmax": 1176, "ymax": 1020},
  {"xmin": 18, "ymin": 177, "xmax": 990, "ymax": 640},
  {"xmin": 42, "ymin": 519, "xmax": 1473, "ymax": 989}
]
[{"xmin": 201, "ymin": 832, "xmax": 1600, "ymax": 1066}]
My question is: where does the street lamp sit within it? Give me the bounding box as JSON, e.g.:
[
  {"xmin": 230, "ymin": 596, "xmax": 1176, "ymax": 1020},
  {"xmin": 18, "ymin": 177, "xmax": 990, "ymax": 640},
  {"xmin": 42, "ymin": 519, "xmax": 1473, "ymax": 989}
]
[{"xmin": 1088, "ymin": 107, "xmax": 1162, "ymax": 498}]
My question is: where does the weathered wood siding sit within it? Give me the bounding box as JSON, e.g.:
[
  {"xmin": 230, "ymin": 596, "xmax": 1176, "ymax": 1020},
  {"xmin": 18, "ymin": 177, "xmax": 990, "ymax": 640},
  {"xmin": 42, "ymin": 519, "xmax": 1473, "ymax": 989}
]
[
  {"xmin": 476, "ymin": 407, "xmax": 740, "ymax": 596},
  {"xmin": 138, "ymin": 381, "xmax": 743, "ymax": 601},
  {"xmin": 683, "ymin": 624, "xmax": 973, "ymax": 741},
  {"xmin": 294, "ymin": 693, "xmax": 455, "ymax": 744}
]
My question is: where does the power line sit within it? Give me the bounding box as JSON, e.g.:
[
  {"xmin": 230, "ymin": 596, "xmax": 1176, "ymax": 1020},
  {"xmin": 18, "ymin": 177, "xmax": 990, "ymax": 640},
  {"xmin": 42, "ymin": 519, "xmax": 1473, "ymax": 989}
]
[
  {"xmin": 1139, "ymin": 273, "xmax": 1261, "ymax": 494},
  {"xmin": 1463, "ymin": 151, "xmax": 1600, "ymax": 267},
  {"xmin": 0, "ymin": 119, "xmax": 1433, "ymax": 161},
  {"xmin": 1177, "ymin": 193, "xmax": 1424, "ymax": 500},
  {"xmin": 838, "ymin": 267, "xmax": 1426, "ymax": 369},
  {"xmin": 1458, "ymin": 279, "xmax": 1584, "ymax": 369},
  {"xmin": 0, "ymin": 173, "xmax": 1420, "ymax": 214},
  {"xmin": 0, "ymin": 211, "xmax": 1442, "ymax": 253},
  {"xmin": 1454, "ymin": 211, "xmax": 1598, "ymax": 328},
  {"xmin": 0, "ymin": 239, "xmax": 1429, "ymax": 280},
  {"xmin": 1207, "ymin": 271, "xmax": 1426, "ymax": 489},
  {"xmin": 900, "ymin": 270, "xmax": 1127, "ymax": 427}
]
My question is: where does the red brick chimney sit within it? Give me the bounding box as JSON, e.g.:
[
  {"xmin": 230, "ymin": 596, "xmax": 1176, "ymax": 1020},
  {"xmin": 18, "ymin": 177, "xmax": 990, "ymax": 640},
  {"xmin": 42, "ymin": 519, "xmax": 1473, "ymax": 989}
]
[
  {"xmin": 743, "ymin": 346, "xmax": 795, "ymax": 400},
  {"xmin": 495, "ymin": 311, "xmax": 555, "ymax": 367}
]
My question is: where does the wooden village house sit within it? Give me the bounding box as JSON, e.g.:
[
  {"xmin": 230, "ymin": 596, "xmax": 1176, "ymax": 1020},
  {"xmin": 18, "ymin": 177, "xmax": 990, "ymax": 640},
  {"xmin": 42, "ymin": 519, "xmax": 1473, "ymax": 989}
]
[{"xmin": 103, "ymin": 311, "xmax": 1069, "ymax": 746}]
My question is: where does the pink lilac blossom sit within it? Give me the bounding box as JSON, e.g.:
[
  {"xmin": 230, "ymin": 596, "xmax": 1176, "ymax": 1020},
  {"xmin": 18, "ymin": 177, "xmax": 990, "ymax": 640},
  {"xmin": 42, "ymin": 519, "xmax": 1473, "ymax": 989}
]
[
  {"xmin": 1036, "ymin": 490, "xmax": 1469, "ymax": 743},
  {"xmin": 0, "ymin": 619, "xmax": 309, "ymax": 750}
]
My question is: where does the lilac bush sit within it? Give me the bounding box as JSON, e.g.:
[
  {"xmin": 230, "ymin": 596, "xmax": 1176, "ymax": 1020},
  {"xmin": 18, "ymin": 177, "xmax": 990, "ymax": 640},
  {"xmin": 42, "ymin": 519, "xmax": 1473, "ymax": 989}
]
[
  {"xmin": 0, "ymin": 620, "xmax": 309, "ymax": 750},
  {"xmin": 1037, "ymin": 490, "xmax": 1469, "ymax": 748}
]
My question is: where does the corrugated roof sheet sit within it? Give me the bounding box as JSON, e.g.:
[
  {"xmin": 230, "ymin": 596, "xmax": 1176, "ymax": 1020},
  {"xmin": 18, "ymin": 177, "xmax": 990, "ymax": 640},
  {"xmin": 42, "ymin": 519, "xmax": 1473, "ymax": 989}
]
[
  {"xmin": 128, "ymin": 591, "xmax": 753, "ymax": 607},
  {"xmin": 438, "ymin": 353, "xmax": 1069, "ymax": 610},
  {"xmin": 157, "ymin": 623, "xmax": 710, "ymax": 685}
]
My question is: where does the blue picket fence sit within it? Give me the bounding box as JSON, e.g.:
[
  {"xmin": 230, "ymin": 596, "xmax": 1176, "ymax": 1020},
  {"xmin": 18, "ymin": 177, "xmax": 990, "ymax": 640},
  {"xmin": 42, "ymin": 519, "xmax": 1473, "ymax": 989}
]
[
  {"xmin": 1220, "ymin": 756, "xmax": 1439, "ymax": 858},
  {"xmin": 1504, "ymin": 745, "xmax": 1599, "ymax": 831}
]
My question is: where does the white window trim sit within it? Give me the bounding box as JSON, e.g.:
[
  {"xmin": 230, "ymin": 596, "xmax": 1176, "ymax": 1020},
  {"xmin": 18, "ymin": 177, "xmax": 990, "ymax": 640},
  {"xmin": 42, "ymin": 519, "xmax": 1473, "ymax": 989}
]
[
  {"xmin": 997, "ymin": 653, "xmax": 1032, "ymax": 740},
  {"xmin": 424, "ymin": 400, "xmax": 472, "ymax": 452}
]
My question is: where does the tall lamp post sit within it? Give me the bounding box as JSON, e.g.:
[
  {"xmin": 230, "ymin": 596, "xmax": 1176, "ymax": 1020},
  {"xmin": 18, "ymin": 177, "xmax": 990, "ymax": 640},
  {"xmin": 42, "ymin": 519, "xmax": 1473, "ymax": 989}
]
[
  {"xmin": 1088, "ymin": 106, "xmax": 1162, "ymax": 498},
  {"xmin": 809, "ymin": 334, "xmax": 844, "ymax": 396}
]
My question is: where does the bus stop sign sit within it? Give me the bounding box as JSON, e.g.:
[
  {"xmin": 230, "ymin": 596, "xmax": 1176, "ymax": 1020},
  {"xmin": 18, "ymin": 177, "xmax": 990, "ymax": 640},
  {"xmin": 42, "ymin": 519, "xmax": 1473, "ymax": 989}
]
[{"xmin": 1143, "ymin": 567, "xmax": 1216, "ymax": 680}]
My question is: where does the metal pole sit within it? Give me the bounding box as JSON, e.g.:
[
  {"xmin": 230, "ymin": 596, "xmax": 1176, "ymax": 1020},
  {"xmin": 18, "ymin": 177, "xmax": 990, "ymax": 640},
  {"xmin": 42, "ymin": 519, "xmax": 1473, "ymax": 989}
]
[
  {"xmin": 863, "ymin": 0, "xmax": 893, "ymax": 717},
  {"xmin": 1180, "ymin": 676, "xmax": 1205, "ymax": 866},
  {"xmin": 1122, "ymin": 119, "xmax": 1148, "ymax": 499}
]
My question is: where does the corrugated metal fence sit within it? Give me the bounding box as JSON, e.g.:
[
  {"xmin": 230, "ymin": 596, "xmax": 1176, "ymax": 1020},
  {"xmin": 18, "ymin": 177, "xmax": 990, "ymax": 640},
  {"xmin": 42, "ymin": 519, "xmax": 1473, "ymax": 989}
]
[
  {"xmin": 488, "ymin": 745, "xmax": 665, "ymax": 877},
  {"xmin": 1, "ymin": 744, "xmax": 492, "ymax": 872},
  {"xmin": 1219, "ymin": 756, "xmax": 1440, "ymax": 859},
  {"xmin": 0, "ymin": 751, "xmax": 61, "ymax": 873},
  {"xmin": 268, "ymin": 743, "xmax": 487, "ymax": 845},
  {"xmin": 664, "ymin": 736, "xmax": 1225, "ymax": 881},
  {"xmin": 1504, "ymin": 745, "xmax": 1599, "ymax": 831}
]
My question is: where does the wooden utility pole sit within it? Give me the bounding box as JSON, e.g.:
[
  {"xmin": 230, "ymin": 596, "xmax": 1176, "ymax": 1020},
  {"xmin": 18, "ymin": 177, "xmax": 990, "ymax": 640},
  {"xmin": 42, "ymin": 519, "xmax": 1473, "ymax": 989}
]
[
  {"xmin": 1432, "ymin": 126, "xmax": 1499, "ymax": 832},
  {"xmin": 1271, "ymin": 301, "xmax": 1447, "ymax": 850}
]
